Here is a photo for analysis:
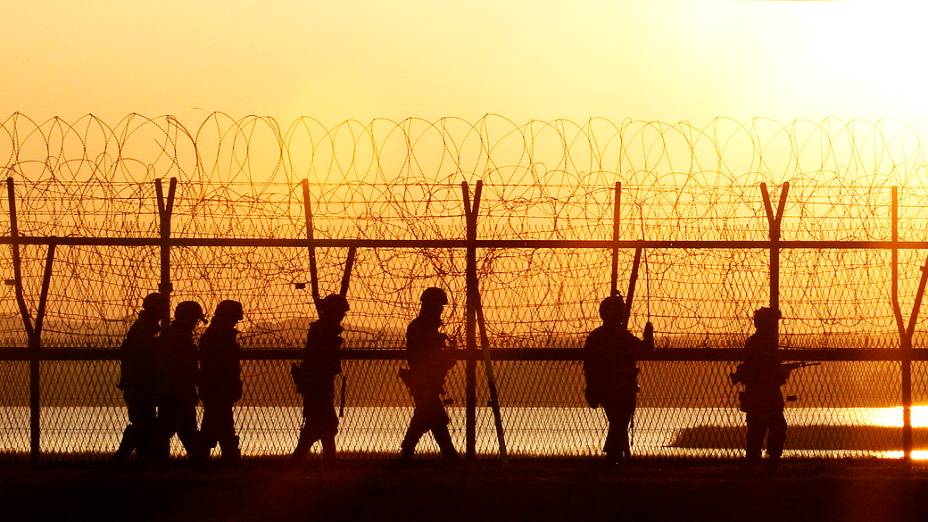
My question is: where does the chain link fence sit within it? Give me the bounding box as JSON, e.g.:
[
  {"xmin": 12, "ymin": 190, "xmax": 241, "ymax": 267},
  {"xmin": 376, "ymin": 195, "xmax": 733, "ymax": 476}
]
[{"xmin": 3, "ymin": 115, "xmax": 928, "ymax": 460}]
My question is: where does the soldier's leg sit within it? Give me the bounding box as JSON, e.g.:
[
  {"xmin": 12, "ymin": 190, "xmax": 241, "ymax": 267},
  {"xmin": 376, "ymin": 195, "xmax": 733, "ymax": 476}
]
[
  {"xmin": 400, "ymin": 395, "xmax": 435, "ymax": 459},
  {"xmin": 428, "ymin": 404, "xmax": 457, "ymax": 460},
  {"xmin": 132, "ymin": 395, "xmax": 158, "ymax": 462},
  {"xmin": 294, "ymin": 395, "xmax": 322, "ymax": 458},
  {"xmin": 766, "ymin": 410, "xmax": 787, "ymax": 460},
  {"xmin": 319, "ymin": 404, "xmax": 338, "ymax": 461},
  {"xmin": 176, "ymin": 402, "xmax": 205, "ymax": 461},
  {"xmin": 155, "ymin": 400, "xmax": 179, "ymax": 461},
  {"xmin": 200, "ymin": 403, "xmax": 218, "ymax": 452},
  {"xmin": 321, "ymin": 437, "xmax": 336, "ymax": 461},
  {"xmin": 214, "ymin": 403, "xmax": 240, "ymax": 462},
  {"xmin": 602, "ymin": 404, "xmax": 629, "ymax": 461},
  {"xmin": 745, "ymin": 413, "xmax": 765, "ymax": 462},
  {"xmin": 115, "ymin": 396, "xmax": 140, "ymax": 462}
]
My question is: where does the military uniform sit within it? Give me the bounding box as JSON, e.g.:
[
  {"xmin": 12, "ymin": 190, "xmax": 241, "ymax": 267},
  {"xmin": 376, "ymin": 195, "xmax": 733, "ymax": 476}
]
[
  {"xmin": 733, "ymin": 331, "xmax": 788, "ymax": 462},
  {"xmin": 114, "ymin": 309, "xmax": 161, "ymax": 462},
  {"xmin": 199, "ymin": 321, "xmax": 243, "ymax": 461},
  {"xmin": 293, "ymin": 319, "xmax": 343, "ymax": 460},
  {"xmin": 583, "ymin": 324, "xmax": 651, "ymax": 461},
  {"xmin": 400, "ymin": 315, "xmax": 457, "ymax": 460},
  {"xmin": 156, "ymin": 321, "xmax": 204, "ymax": 460}
]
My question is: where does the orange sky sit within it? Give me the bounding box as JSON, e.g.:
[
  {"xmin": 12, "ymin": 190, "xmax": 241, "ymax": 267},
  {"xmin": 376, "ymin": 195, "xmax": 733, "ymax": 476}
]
[{"xmin": 1, "ymin": 1, "xmax": 927, "ymax": 123}]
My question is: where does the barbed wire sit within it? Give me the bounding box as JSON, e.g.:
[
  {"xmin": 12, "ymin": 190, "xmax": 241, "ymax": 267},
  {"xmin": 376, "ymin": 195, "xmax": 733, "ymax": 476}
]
[{"xmin": 2, "ymin": 114, "xmax": 928, "ymax": 351}]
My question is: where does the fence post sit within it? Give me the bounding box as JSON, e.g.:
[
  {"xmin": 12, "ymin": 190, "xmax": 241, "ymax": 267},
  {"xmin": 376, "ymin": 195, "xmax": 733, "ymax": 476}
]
[
  {"xmin": 890, "ymin": 186, "xmax": 917, "ymax": 462},
  {"xmin": 760, "ymin": 182, "xmax": 789, "ymax": 320},
  {"xmin": 462, "ymin": 181, "xmax": 482, "ymax": 459},
  {"xmin": 155, "ymin": 178, "xmax": 177, "ymax": 331},
  {"xmin": 6, "ymin": 178, "xmax": 56, "ymax": 462},
  {"xmin": 610, "ymin": 182, "xmax": 621, "ymax": 296}
]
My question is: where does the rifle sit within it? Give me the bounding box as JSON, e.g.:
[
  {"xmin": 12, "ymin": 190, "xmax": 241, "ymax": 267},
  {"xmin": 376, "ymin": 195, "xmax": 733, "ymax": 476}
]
[
  {"xmin": 729, "ymin": 361, "xmax": 820, "ymax": 385},
  {"xmin": 621, "ymin": 247, "xmax": 643, "ymax": 328},
  {"xmin": 781, "ymin": 361, "xmax": 820, "ymax": 372}
]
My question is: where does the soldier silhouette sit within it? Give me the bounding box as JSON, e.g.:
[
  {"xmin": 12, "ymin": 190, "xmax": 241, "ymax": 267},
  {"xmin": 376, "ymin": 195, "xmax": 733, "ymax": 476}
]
[
  {"xmin": 292, "ymin": 294, "xmax": 350, "ymax": 461},
  {"xmin": 583, "ymin": 294, "xmax": 654, "ymax": 463},
  {"xmin": 114, "ymin": 292, "xmax": 168, "ymax": 463},
  {"xmin": 398, "ymin": 287, "xmax": 458, "ymax": 462},
  {"xmin": 730, "ymin": 307, "xmax": 789, "ymax": 465},
  {"xmin": 155, "ymin": 300, "xmax": 207, "ymax": 462},
  {"xmin": 199, "ymin": 300, "xmax": 244, "ymax": 462}
]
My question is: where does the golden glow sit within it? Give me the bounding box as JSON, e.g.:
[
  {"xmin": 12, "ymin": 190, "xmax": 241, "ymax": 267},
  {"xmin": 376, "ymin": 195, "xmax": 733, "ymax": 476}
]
[
  {"xmin": 868, "ymin": 406, "xmax": 928, "ymax": 428},
  {"xmin": 1, "ymin": 1, "xmax": 928, "ymax": 123}
]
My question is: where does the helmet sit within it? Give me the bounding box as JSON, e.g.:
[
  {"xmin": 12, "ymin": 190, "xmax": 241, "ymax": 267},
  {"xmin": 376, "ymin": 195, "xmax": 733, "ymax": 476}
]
[
  {"xmin": 214, "ymin": 300, "xmax": 244, "ymax": 322},
  {"xmin": 598, "ymin": 294, "xmax": 625, "ymax": 321},
  {"xmin": 420, "ymin": 287, "xmax": 449, "ymax": 307},
  {"xmin": 174, "ymin": 301, "xmax": 206, "ymax": 323},
  {"xmin": 142, "ymin": 292, "xmax": 168, "ymax": 314},
  {"xmin": 319, "ymin": 294, "xmax": 350, "ymax": 316},
  {"xmin": 753, "ymin": 307, "xmax": 781, "ymax": 328}
]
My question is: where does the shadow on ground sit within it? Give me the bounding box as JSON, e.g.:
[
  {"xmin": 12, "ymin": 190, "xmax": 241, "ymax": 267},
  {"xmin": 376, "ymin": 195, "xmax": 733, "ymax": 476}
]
[{"xmin": 1, "ymin": 458, "xmax": 926, "ymax": 522}]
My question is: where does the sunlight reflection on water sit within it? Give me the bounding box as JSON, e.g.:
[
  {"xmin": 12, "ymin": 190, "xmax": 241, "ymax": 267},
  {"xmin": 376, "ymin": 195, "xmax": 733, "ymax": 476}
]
[{"xmin": 0, "ymin": 406, "xmax": 923, "ymax": 459}]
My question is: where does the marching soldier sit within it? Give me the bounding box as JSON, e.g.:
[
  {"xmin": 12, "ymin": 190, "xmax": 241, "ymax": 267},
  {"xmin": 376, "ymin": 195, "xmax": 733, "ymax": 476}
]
[
  {"xmin": 156, "ymin": 300, "xmax": 208, "ymax": 462},
  {"xmin": 114, "ymin": 292, "xmax": 167, "ymax": 463},
  {"xmin": 399, "ymin": 287, "xmax": 458, "ymax": 462},
  {"xmin": 583, "ymin": 294, "xmax": 654, "ymax": 463},
  {"xmin": 292, "ymin": 294, "xmax": 350, "ymax": 461},
  {"xmin": 730, "ymin": 307, "xmax": 789, "ymax": 464},
  {"xmin": 199, "ymin": 300, "xmax": 244, "ymax": 462}
]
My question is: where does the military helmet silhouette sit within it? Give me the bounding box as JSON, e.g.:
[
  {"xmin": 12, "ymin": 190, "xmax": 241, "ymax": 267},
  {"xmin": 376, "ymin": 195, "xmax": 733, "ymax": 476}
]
[
  {"xmin": 319, "ymin": 294, "xmax": 350, "ymax": 316},
  {"xmin": 420, "ymin": 287, "xmax": 449, "ymax": 306},
  {"xmin": 753, "ymin": 307, "xmax": 781, "ymax": 328},
  {"xmin": 214, "ymin": 300, "xmax": 244, "ymax": 322},
  {"xmin": 599, "ymin": 294, "xmax": 625, "ymax": 320},
  {"xmin": 142, "ymin": 292, "xmax": 168, "ymax": 314},
  {"xmin": 175, "ymin": 301, "xmax": 206, "ymax": 323}
]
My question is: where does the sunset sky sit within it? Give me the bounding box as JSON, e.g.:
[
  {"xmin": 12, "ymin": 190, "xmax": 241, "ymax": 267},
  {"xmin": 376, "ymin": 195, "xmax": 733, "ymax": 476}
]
[{"xmin": 2, "ymin": 1, "xmax": 927, "ymax": 123}]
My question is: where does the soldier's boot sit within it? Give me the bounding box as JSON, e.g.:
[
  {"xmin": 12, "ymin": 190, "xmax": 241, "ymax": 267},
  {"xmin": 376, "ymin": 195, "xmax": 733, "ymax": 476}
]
[
  {"xmin": 221, "ymin": 436, "xmax": 242, "ymax": 463},
  {"xmin": 113, "ymin": 426, "xmax": 135, "ymax": 463},
  {"xmin": 321, "ymin": 436, "xmax": 337, "ymax": 462},
  {"xmin": 432, "ymin": 426, "xmax": 458, "ymax": 462},
  {"xmin": 292, "ymin": 429, "xmax": 317, "ymax": 459},
  {"xmin": 398, "ymin": 440, "xmax": 416, "ymax": 463}
]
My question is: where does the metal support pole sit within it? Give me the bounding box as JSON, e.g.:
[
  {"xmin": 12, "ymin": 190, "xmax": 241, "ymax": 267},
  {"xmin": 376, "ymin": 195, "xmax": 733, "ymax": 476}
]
[
  {"xmin": 339, "ymin": 246, "xmax": 357, "ymax": 298},
  {"xmin": 890, "ymin": 187, "xmax": 913, "ymax": 461},
  {"xmin": 760, "ymin": 182, "xmax": 789, "ymax": 320},
  {"xmin": 610, "ymin": 182, "xmax": 621, "ymax": 297},
  {"xmin": 475, "ymin": 294, "xmax": 507, "ymax": 463},
  {"xmin": 155, "ymin": 178, "xmax": 177, "ymax": 331},
  {"xmin": 462, "ymin": 180, "xmax": 483, "ymax": 459},
  {"xmin": 302, "ymin": 179, "xmax": 321, "ymax": 313},
  {"xmin": 7, "ymin": 178, "xmax": 56, "ymax": 461}
]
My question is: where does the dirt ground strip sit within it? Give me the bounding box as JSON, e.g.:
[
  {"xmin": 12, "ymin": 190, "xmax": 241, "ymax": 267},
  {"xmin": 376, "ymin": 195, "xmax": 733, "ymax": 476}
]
[{"xmin": 1, "ymin": 458, "xmax": 927, "ymax": 522}]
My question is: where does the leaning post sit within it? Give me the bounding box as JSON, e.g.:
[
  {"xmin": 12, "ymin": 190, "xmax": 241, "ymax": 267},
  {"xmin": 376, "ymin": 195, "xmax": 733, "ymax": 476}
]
[
  {"xmin": 610, "ymin": 182, "xmax": 621, "ymax": 297},
  {"xmin": 301, "ymin": 179, "xmax": 322, "ymax": 314}
]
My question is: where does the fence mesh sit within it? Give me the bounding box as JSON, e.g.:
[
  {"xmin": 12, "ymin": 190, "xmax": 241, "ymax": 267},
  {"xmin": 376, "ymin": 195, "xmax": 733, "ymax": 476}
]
[{"xmin": 2, "ymin": 115, "xmax": 928, "ymax": 459}]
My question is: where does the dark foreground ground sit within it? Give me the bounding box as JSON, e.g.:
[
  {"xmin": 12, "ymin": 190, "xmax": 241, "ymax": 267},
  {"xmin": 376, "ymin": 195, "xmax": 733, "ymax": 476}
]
[{"xmin": 2, "ymin": 458, "xmax": 928, "ymax": 522}]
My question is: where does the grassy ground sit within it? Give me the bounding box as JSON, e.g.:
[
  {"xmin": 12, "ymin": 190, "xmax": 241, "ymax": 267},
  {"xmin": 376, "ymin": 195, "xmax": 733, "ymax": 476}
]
[{"xmin": 2, "ymin": 458, "xmax": 927, "ymax": 521}]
